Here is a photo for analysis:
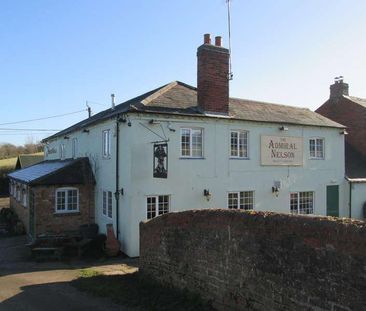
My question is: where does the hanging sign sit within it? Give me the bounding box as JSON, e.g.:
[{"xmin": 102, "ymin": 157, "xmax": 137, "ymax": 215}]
[
  {"xmin": 153, "ymin": 143, "xmax": 168, "ymax": 178},
  {"xmin": 261, "ymin": 135, "xmax": 303, "ymax": 166}
]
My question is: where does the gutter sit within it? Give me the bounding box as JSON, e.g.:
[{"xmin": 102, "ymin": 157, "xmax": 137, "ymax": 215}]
[{"xmin": 115, "ymin": 116, "xmax": 120, "ymax": 239}]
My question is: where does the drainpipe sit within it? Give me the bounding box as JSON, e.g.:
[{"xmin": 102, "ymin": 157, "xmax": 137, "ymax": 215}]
[
  {"xmin": 349, "ymin": 181, "xmax": 352, "ymax": 218},
  {"xmin": 115, "ymin": 116, "xmax": 120, "ymax": 239}
]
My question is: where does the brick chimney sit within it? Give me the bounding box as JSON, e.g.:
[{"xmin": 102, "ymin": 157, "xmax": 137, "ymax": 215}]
[
  {"xmin": 197, "ymin": 34, "xmax": 230, "ymax": 114},
  {"xmin": 330, "ymin": 77, "xmax": 349, "ymax": 99}
]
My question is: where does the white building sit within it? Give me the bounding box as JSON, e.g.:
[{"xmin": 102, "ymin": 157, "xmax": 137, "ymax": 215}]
[{"xmin": 43, "ymin": 34, "xmax": 346, "ymax": 257}]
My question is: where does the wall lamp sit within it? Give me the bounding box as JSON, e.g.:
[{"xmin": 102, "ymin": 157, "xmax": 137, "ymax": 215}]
[
  {"xmin": 119, "ymin": 114, "xmax": 131, "ymax": 127},
  {"xmin": 64, "ymin": 135, "xmax": 70, "ymax": 139},
  {"xmin": 114, "ymin": 188, "xmax": 124, "ymax": 200},
  {"xmin": 340, "ymin": 129, "xmax": 348, "ymax": 135},
  {"xmin": 82, "ymin": 129, "xmax": 90, "ymax": 133},
  {"xmin": 203, "ymin": 189, "xmax": 211, "ymax": 201},
  {"xmin": 272, "ymin": 181, "xmax": 281, "ymax": 197},
  {"xmin": 279, "ymin": 126, "xmax": 288, "ymax": 131}
]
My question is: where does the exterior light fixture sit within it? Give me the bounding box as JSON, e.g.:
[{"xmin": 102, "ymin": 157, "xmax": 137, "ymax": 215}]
[
  {"xmin": 272, "ymin": 186, "xmax": 280, "ymax": 197},
  {"xmin": 64, "ymin": 135, "xmax": 70, "ymax": 139},
  {"xmin": 340, "ymin": 129, "xmax": 348, "ymax": 135},
  {"xmin": 82, "ymin": 129, "xmax": 90, "ymax": 133},
  {"xmin": 203, "ymin": 189, "xmax": 211, "ymax": 201},
  {"xmin": 279, "ymin": 126, "xmax": 288, "ymax": 131}
]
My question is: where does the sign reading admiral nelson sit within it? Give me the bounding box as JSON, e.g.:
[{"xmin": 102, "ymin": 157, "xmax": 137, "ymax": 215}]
[{"xmin": 261, "ymin": 135, "xmax": 303, "ymax": 166}]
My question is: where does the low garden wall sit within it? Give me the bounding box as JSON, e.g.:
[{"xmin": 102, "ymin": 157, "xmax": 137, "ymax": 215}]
[{"xmin": 140, "ymin": 210, "xmax": 366, "ymax": 311}]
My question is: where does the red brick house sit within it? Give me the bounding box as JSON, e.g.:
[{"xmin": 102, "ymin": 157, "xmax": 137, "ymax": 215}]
[
  {"xmin": 8, "ymin": 157, "xmax": 95, "ymax": 238},
  {"xmin": 316, "ymin": 78, "xmax": 366, "ymax": 219}
]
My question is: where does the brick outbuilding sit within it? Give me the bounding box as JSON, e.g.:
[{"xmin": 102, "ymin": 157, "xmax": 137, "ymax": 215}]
[{"xmin": 8, "ymin": 157, "xmax": 95, "ymax": 238}]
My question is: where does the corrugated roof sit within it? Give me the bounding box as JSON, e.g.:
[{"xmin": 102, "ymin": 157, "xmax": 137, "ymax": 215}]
[
  {"xmin": 44, "ymin": 81, "xmax": 344, "ymax": 141},
  {"xmin": 9, "ymin": 159, "xmax": 74, "ymax": 183}
]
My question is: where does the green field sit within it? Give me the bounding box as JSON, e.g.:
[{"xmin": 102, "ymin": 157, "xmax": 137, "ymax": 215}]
[{"xmin": 0, "ymin": 157, "xmax": 17, "ymax": 169}]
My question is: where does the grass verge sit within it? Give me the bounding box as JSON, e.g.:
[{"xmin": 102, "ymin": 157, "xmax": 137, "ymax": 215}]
[{"xmin": 72, "ymin": 269, "xmax": 214, "ymax": 311}]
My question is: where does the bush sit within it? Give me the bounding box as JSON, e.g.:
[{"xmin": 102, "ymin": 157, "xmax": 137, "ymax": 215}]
[{"xmin": 0, "ymin": 208, "xmax": 24, "ymax": 235}]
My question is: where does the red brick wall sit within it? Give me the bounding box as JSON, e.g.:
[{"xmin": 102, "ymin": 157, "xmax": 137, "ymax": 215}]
[
  {"xmin": 33, "ymin": 184, "xmax": 94, "ymax": 235},
  {"xmin": 197, "ymin": 44, "xmax": 229, "ymax": 114},
  {"xmin": 140, "ymin": 210, "xmax": 366, "ymax": 311},
  {"xmin": 316, "ymin": 97, "xmax": 366, "ymax": 157}
]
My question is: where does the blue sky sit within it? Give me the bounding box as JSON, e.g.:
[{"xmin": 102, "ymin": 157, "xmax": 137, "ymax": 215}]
[{"xmin": 1, "ymin": 0, "xmax": 365, "ymax": 146}]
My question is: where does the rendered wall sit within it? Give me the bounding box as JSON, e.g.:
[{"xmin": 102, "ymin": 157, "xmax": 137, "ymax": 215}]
[{"xmin": 140, "ymin": 210, "xmax": 366, "ymax": 311}]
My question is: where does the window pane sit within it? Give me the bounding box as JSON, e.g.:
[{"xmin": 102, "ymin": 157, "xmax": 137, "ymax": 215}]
[
  {"xmin": 228, "ymin": 193, "xmax": 238, "ymax": 209},
  {"xmin": 181, "ymin": 129, "xmax": 190, "ymax": 156},
  {"xmin": 191, "ymin": 129, "xmax": 202, "ymax": 157},
  {"xmin": 147, "ymin": 197, "xmax": 156, "ymax": 219},
  {"xmin": 231, "ymin": 132, "xmax": 238, "ymax": 157},
  {"xmin": 108, "ymin": 191, "xmax": 112, "ymax": 218},
  {"xmin": 240, "ymin": 191, "xmax": 253, "ymax": 210},
  {"xmin": 103, "ymin": 191, "xmax": 107, "ymax": 215},
  {"xmin": 290, "ymin": 193, "xmax": 298, "ymax": 214},
  {"xmin": 57, "ymin": 191, "xmax": 66, "ymax": 211},
  {"xmin": 158, "ymin": 195, "xmax": 169, "ymax": 215},
  {"xmin": 239, "ymin": 132, "xmax": 248, "ymax": 158}
]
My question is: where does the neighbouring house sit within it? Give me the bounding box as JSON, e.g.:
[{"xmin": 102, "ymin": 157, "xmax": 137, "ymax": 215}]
[
  {"xmin": 33, "ymin": 34, "xmax": 347, "ymax": 257},
  {"xmin": 316, "ymin": 79, "xmax": 366, "ymax": 219},
  {"xmin": 15, "ymin": 152, "xmax": 44, "ymax": 170},
  {"xmin": 8, "ymin": 157, "xmax": 95, "ymax": 238}
]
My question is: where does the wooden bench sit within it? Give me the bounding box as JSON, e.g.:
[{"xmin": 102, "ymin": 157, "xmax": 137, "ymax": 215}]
[{"xmin": 31, "ymin": 246, "xmax": 64, "ymax": 261}]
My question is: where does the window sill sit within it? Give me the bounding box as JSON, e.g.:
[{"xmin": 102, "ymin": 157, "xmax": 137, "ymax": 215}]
[
  {"xmin": 102, "ymin": 156, "xmax": 111, "ymax": 160},
  {"xmin": 179, "ymin": 157, "xmax": 205, "ymax": 160},
  {"xmin": 309, "ymin": 158, "xmax": 324, "ymax": 160},
  {"xmin": 229, "ymin": 157, "xmax": 250, "ymax": 160},
  {"xmin": 102, "ymin": 214, "xmax": 113, "ymax": 220},
  {"xmin": 54, "ymin": 211, "xmax": 80, "ymax": 216}
]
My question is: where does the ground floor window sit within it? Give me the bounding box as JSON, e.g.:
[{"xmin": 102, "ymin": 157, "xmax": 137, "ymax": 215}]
[
  {"xmin": 290, "ymin": 191, "xmax": 314, "ymax": 214},
  {"xmin": 103, "ymin": 190, "xmax": 113, "ymax": 218},
  {"xmin": 228, "ymin": 191, "xmax": 254, "ymax": 210},
  {"xmin": 55, "ymin": 187, "xmax": 79, "ymax": 213},
  {"xmin": 146, "ymin": 195, "xmax": 170, "ymax": 219}
]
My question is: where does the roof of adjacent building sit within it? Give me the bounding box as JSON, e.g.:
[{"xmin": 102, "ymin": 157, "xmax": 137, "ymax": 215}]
[
  {"xmin": 343, "ymin": 95, "xmax": 366, "ymax": 108},
  {"xmin": 8, "ymin": 157, "xmax": 95, "ymax": 186},
  {"xmin": 345, "ymin": 143, "xmax": 366, "ymax": 180},
  {"xmin": 15, "ymin": 152, "xmax": 44, "ymax": 169},
  {"xmin": 44, "ymin": 81, "xmax": 344, "ymax": 141}
]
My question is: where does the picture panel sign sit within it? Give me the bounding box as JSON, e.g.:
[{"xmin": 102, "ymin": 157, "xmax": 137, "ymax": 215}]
[{"xmin": 261, "ymin": 135, "xmax": 303, "ymax": 166}]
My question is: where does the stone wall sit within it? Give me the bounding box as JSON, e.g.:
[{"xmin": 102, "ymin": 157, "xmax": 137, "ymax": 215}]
[
  {"xmin": 140, "ymin": 210, "xmax": 366, "ymax": 311},
  {"xmin": 10, "ymin": 196, "xmax": 29, "ymax": 233},
  {"xmin": 33, "ymin": 184, "xmax": 94, "ymax": 235}
]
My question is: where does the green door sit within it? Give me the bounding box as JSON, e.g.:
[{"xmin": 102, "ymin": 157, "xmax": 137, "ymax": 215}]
[{"xmin": 326, "ymin": 185, "xmax": 339, "ymax": 217}]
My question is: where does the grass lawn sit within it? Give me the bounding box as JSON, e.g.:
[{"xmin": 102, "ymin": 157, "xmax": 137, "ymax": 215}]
[
  {"xmin": 0, "ymin": 197, "xmax": 9, "ymax": 211},
  {"xmin": 0, "ymin": 157, "xmax": 17, "ymax": 170},
  {"xmin": 72, "ymin": 269, "xmax": 214, "ymax": 311}
]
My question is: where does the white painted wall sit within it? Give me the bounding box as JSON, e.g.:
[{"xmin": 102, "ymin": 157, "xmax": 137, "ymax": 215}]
[
  {"xmin": 344, "ymin": 182, "xmax": 366, "ymax": 220},
  {"xmin": 45, "ymin": 113, "xmax": 346, "ymax": 257}
]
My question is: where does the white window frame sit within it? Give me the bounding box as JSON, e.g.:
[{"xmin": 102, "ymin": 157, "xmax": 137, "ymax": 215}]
[
  {"xmin": 309, "ymin": 137, "xmax": 324, "ymax": 159},
  {"xmin": 55, "ymin": 187, "xmax": 79, "ymax": 213},
  {"xmin": 59, "ymin": 143, "xmax": 66, "ymax": 159},
  {"xmin": 227, "ymin": 191, "xmax": 254, "ymax": 210},
  {"xmin": 146, "ymin": 195, "xmax": 170, "ymax": 220},
  {"xmin": 290, "ymin": 191, "xmax": 314, "ymax": 215},
  {"xmin": 102, "ymin": 129, "xmax": 111, "ymax": 158},
  {"xmin": 72, "ymin": 138, "xmax": 78, "ymax": 158},
  {"xmin": 102, "ymin": 190, "xmax": 113, "ymax": 218},
  {"xmin": 230, "ymin": 130, "xmax": 249, "ymax": 159},
  {"xmin": 180, "ymin": 128, "xmax": 204, "ymax": 158}
]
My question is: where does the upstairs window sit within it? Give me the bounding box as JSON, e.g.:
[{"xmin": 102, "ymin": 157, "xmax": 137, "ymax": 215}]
[
  {"xmin": 72, "ymin": 138, "xmax": 78, "ymax": 158},
  {"xmin": 55, "ymin": 187, "xmax": 79, "ymax": 213},
  {"xmin": 230, "ymin": 130, "xmax": 249, "ymax": 158},
  {"xmin": 181, "ymin": 128, "xmax": 203, "ymax": 158},
  {"xmin": 102, "ymin": 130, "xmax": 111, "ymax": 158},
  {"xmin": 102, "ymin": 190, "xmax": 113, "ymax": 218},
  {"xmin": 22, "ymin": 186, "xmax": 27, "ymax": 207},
  {"xmin": 59, "ymin": 144, "xmax": 65, "ymax": 159},
  {"xmin": 147, "ymin": 195, "xmax": 170, "ymax": 219},
  {"xmin": 309, "ymin": 138, "xmax": 324, "ymax": 159},
  {"xmin": 228, "ymin": 191, "xmax": 254, "ymax": 210},
  {"xmin": 290, "ymin": 191, "xmax": 314, "ymax": 215}
]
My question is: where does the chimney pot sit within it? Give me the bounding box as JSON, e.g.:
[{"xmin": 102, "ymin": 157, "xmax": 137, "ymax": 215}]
[
  {"xmin": 215, "ymin": 36, "xmax": 222, "ymax": 47},
  {"xmin": 204, "ymin": 33, "xmax": 211, "ymax": 45},
  {"xmin": 111, "ymin": 93, "xmax": 116, "ymax": 110},
  {"xmin": 330, "ymin": 78, "xmax": 349, "ymax": 99}
]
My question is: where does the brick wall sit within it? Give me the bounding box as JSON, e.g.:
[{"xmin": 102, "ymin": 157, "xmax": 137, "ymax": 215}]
[
  {"xmin": 316, "ymin": 97, "xmax": 366, "ymax": 157},
  {"xmin": 33, "ymin": 184, "xmax": 94, "ymax": 235},
  {"xmin": 140, "ymin": 210, "xmax": 366, "ymax": 311},
  {"xmin": 10, "ymin": 196, "xmax": 30, "ymax": 233}
]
